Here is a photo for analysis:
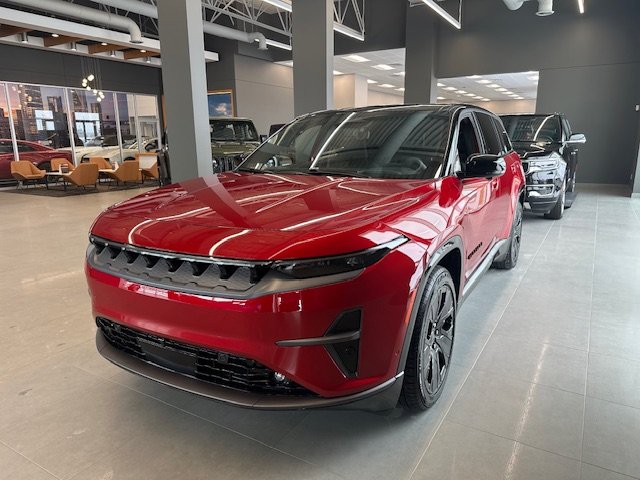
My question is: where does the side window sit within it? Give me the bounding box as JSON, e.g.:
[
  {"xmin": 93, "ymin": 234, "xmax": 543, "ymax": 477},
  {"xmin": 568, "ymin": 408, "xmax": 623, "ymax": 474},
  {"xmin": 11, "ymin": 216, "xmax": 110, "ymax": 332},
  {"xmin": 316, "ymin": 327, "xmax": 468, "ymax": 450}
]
[
  {"xmin": 492, "ymin": 117, "xmax": 512, "ymax": 153},
  {"xmin": 453, "ymin": 116, "xmax": 481, "ymax": 173},
  {"xmin": 561, "ymin": 116, "xmax": 572, "ymax": 140},
  {"xmin": 476, "ymin": 113, "xmax": 502, "ymax": 155},
  {"xmin": 0, "ymin": 141, "xmax": 13, "ymax": 154},
  {"xmin": 17, "ymin": 143, "xmax": 34, "ymax": 153}
]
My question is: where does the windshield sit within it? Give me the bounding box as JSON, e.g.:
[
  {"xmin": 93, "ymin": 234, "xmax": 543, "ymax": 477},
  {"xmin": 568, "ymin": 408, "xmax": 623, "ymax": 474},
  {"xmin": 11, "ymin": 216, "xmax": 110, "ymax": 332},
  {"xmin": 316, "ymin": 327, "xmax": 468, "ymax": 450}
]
[
  {"xmin": 238, "ymin": 109, "xmax": 451, "ymax": 180},
  {"xmin": 210, "ymin": 120, "xmax": 259, "ymax": 142},
  {"xmin": 502, "ymin": 115, "xmax": 562, "ymax": 143}
]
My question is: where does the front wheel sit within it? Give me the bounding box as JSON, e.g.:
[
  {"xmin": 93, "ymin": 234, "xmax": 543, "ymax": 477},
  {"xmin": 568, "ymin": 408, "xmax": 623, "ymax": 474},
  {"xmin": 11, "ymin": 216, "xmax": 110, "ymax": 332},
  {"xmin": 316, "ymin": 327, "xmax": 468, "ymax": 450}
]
[
  {"xmin": 545, "ymin": 179, "xmax": 566, "ymax": 220},
  {"xmin": 401, "ymin": 266, "xmax": 456, "ymax": 412}
]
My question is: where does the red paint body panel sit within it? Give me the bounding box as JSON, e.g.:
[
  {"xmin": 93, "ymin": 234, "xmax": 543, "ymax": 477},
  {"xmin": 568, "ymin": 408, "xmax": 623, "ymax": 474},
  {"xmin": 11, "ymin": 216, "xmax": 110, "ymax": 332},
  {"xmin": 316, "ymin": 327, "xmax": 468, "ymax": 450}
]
[{"xmin": 0, "ymin": 139, "xmax": 73, "ymax": 179}]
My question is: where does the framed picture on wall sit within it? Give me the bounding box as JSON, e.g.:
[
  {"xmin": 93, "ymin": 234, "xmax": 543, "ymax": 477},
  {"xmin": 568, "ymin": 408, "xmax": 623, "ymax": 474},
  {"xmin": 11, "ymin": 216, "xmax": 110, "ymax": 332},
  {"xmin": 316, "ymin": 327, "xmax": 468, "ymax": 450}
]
[{"xmin": 207, "ymin": 90, "xmax": 234, "ymax": 117}]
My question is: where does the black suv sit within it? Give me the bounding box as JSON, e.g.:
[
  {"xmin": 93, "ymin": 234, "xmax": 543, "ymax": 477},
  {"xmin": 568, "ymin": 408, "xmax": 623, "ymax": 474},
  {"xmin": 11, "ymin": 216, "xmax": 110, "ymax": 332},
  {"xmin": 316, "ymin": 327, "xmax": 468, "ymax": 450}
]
[{"xmin": 501, "ymin": 114, "xmax": 586, "ymax": 219}]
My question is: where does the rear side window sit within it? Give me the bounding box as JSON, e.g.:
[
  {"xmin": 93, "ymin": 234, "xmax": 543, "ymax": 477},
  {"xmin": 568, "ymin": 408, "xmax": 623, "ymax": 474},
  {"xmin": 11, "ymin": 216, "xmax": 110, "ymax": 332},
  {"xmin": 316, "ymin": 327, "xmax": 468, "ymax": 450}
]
[
  {"xmin": 0, "ymin": 141, "xmax": 13, "ymax": 154},
  {"xmin": 492, "ymin": 117, "xmax": 512, "ymax": 153},
  {"xmin": 17, "ymin": 143, "xmax": 35, "ymax": 152},
  {"xmin": 475, "ymin": 112, "xmax": 502, "ymax": 155}
]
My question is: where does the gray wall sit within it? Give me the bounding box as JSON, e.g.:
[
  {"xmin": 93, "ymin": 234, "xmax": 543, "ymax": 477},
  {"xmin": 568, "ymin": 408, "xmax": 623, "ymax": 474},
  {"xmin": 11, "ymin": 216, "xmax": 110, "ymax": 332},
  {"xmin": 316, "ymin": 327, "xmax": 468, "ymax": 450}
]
[
  {"xmin": 0, "ymin": 44, "xmax": 162, "ymax": 94},
  {"xmin": 433, "ymin": 0, "xmax": 640, "ymax": 185}
]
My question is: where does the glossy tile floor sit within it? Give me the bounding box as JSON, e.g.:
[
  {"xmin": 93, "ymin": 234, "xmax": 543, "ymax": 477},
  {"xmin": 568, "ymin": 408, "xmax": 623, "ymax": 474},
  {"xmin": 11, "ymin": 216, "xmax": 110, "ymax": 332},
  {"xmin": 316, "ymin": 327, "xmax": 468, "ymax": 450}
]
[{"xmin": 1, "ymin": 184, "xmax": 639, "ymax": 480}]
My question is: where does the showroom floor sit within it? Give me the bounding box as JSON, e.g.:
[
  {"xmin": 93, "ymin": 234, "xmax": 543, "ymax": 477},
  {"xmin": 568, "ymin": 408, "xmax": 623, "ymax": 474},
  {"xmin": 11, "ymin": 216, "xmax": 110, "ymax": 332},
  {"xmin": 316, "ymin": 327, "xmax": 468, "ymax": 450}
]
[{"xmin": 1, "ymin": 184, "xmax": 639, "ymax": 480}]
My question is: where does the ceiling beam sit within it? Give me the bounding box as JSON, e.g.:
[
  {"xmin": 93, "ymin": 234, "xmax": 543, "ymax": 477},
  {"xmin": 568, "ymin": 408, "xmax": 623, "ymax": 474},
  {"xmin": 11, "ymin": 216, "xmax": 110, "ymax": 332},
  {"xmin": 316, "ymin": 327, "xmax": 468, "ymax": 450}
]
[
  {"xmin": 43, "ymin": 35, "xmax": 81, "ymax": 47},
  {"xmin": 88, "ymin": 42, "xmax": 129, "ymax": 54},
  {"xmin": 123, "ymin": 48, "xmax": 160, "ymax": 60},
  {"xmin": 0, "ymin": 25, "xmax": 30, "ymax": 37}
]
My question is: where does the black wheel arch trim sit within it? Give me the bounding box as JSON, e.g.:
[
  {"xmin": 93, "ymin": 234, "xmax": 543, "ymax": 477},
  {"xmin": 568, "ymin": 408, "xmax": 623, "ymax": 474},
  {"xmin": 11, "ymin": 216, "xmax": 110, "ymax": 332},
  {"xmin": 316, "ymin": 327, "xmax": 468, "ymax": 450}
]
[{"xmin": 395, "ymin": 235, "xmax": 464, "ymax": 377}]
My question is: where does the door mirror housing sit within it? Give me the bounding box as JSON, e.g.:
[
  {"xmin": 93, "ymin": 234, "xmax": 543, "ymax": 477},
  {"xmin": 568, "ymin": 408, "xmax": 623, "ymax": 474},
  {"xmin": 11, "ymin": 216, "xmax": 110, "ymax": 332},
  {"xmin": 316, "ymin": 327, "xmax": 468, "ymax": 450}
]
[
  {"xmin": 567, "ymin": 133, "xmax": 586, "ymax": 144},
  {"xmin": 459, "ymin": 154, "xmax": 506, "ymax": 179}
]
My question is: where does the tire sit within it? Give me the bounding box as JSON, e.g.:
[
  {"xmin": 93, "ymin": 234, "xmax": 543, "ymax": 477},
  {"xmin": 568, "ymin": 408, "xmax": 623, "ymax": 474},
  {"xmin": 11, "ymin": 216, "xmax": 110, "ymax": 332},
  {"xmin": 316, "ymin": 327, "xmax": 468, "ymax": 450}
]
[
  {"xmin": 401, "ymin": 266, "xmax": 456, "ymax": 412},
  {"xmin": 545, "ymin": 179, "xmax": 566, "ymax": 220},
  {"xmin": 493, "ymin": 201, "xmax": 523, "ymax": 270}
]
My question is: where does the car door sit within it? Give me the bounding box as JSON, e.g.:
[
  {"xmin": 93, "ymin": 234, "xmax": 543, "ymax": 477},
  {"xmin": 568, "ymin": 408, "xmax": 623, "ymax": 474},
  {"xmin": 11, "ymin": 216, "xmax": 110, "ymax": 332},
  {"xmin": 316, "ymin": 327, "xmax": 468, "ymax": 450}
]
[{"xmin": 451, "ymin": 112, "xmax": 495, "ymax": 277}]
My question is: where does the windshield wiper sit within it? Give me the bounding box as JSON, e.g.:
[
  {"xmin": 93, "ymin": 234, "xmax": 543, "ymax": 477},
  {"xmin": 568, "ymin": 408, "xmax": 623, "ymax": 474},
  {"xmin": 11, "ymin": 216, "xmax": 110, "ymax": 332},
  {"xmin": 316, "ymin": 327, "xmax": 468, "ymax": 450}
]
[
  {"xmin": 237, "ymin": 167, "xmax": 312, "ymax": 175},
  {"xmin": 307, "ymin": 169, "xmax": 372, "ymax": 178}
]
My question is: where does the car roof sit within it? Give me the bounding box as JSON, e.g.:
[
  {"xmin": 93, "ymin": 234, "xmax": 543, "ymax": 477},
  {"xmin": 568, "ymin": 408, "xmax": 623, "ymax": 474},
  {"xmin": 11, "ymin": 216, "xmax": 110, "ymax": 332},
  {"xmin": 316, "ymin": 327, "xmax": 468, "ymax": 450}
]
[
  {"xmin": 209, "ymin": 117, "xmax": 253, "ymax": 121},
  {"xmin": 304, "ymin": 103, "xmax": 496, "ymax": 118}
]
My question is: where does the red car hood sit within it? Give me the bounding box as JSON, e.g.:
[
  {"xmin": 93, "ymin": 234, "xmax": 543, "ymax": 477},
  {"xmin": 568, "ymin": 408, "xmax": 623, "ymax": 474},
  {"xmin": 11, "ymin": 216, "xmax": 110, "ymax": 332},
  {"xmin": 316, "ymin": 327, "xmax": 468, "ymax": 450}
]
[{"xmin": 91, "ymin": 172, "xmax": 437, "ymax": 260}]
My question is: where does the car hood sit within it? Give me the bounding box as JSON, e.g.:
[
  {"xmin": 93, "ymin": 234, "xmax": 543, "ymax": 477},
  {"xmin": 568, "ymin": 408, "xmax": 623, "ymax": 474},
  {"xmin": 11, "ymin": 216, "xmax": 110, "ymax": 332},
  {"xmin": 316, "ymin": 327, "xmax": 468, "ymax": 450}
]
[
  {"xmin": 512, "ymin": 141, "xmax": 560, "ymax": 159},
  {"xmin": 91, "ymin": 172, "xmax": 437, "ymax": 260}
]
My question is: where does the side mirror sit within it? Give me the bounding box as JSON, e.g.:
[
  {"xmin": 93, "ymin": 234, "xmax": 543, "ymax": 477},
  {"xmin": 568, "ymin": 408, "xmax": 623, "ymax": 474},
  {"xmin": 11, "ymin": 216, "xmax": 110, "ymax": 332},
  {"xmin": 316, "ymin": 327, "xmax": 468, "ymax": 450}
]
[
  {"xmin": 460, "ymin": 154, "xmax": 506, "ymax": 179},
  {"xmin": 567, "ymin": 133, "xmax": 586, "ymax": 144}
]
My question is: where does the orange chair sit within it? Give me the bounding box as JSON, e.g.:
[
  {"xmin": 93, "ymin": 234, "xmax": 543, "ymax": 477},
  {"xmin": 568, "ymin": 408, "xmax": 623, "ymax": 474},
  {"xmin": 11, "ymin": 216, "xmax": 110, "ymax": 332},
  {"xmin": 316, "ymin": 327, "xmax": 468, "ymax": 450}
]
[
  {"xmin": 10, "ymin": 160, "xmax": 45, "ymax": 187},
  {"xmin": 59, "ymin": 163, "xmax": 99, "ymax": 191},
  {"xmin": 51, "ymin": 157, "xmax": 75, "ymax": 172},
  {"xmin": 136, "ymin": 152, "xmax": 159, "ymax": 183},
  {"xmin": 103, "ymin": 160, "xmax": 141, "ymax": 186},
  {"xmin": 88, "ymin": 157, "xmax": 113, "ymax": 170}
]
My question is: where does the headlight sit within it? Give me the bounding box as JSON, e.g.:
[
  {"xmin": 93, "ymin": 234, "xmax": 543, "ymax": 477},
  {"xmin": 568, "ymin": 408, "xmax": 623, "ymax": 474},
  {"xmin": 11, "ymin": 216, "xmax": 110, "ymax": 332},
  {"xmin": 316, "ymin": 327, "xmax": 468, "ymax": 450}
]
[
  {"xmin": 272, "ymin": 236, "xmax": 408, "ymax": 279},
  {"xmin": 527, "ymin": 157, "xmax": 559, "ymax": 172}
]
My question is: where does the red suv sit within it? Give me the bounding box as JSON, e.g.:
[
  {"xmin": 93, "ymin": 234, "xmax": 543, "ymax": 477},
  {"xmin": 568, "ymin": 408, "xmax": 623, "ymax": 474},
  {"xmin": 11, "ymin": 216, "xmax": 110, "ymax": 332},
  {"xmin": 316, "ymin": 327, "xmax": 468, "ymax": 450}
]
[
  {"xmin": 0, "ymin": 139, "xmax": 73, "ymax": 179},
  {"xmin": 86, "ymin": 105, "xmax": 525, "ymax": 412}
]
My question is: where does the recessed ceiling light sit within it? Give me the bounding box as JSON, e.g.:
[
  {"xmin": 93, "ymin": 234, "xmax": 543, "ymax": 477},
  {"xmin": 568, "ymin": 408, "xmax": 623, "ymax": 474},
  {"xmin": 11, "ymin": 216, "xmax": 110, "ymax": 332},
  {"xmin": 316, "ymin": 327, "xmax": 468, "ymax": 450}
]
[
  {"xmin": 464, "ymin": 93, "xmax": 475, "ymax": 97},
  {"xmin": 496, "ymin": 87, "xmax": 507, "ymax": 92},
  {"xmin": 503, "ymin": 90, "xmax": 514, "ymax": 95},
  {"xmin": 140, "ymin": 49, "xmax": 146, "ymax": 53},
  {"xmin": 437, "ymin": 82, "xmax": 445, "ymax": 87},
  {"xmin": 456, "ymin": 90, "xmax": 467, "ymax": 94},
  {"xmin": 379, "ymin": 83, "xmax": 395, "ymax": 88},
  {"xmin": 344, "ymin": 54, "xmax": 370, "ymax": 63},
  {"xmin": 373, "ymin": 64, "xmax": 394, "ymax": 71},
  {"xmin": 481, "ymin": 99, "xmax": 491, "ymax": 102},
  {"xmin": 101, "ymin": 42, "xmax": 108, "ymax": 46},
  {"xmin": 443, "ymin": 86, "xmax": 456, "ymax": 91},
  {"xmin": 333, "ymin": 70, "xmax": 343, "ymax": 75},
  {"xmin": 396, "ymin": 87, "xmax": 405, "ymax": 92},
  {"xmin": 473, "ymin": 95, "xmax": 483, "ymax": 99},
  {"xmin": 578, "ymin": 0, "xmax": 584, "ymax": 13},
  {"xmin": 437, "ymin": 96, "xmax": 445, "ymax": 100},
  {"xmin": 488, "ymin": 84, "xmax": 501, "ymax": 88},
  {"xmin": 476, "ymin": 79, "xmax": 492, "ymax": 84},
  {"xmin": 466, "ymin": 75, "xmax": 482, "ymax": 79},
  {"xmin": 367, "ymin": 79, "xmax": 378, "ymax": 84},
  {"xmin": 394, "ymin": 71, "xmax": 406, "ymax": 76},
  {"xmin": 51, "ymin": 33, "xmax": 59, "ymax": 38}
]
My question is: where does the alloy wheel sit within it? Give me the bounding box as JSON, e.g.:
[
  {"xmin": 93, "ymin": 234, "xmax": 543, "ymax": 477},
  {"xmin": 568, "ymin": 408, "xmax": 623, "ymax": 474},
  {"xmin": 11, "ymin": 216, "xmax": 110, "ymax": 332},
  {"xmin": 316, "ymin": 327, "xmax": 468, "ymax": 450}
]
[
  {"xmin": 511, "ymin": 205, "xmax": 523, "ymax": 264},
  {"xmin": 419, "ymin": 284, "xmax": 455, "ymax": 397}
]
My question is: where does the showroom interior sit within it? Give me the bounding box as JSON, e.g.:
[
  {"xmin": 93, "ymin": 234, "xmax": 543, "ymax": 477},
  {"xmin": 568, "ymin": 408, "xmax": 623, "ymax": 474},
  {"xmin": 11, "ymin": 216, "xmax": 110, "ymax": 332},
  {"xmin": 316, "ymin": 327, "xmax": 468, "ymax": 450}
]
[{"xmin": 1, "ymin": 0, "xmax": 640, "ymax": 479}]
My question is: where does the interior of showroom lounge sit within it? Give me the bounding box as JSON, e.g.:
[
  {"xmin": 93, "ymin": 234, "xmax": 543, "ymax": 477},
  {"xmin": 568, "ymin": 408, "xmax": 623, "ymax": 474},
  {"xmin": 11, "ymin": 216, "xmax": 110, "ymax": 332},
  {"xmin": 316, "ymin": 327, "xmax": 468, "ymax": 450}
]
[{"xmin": 1, "ymin": 1, "xmax": 640, "ymax": 479}]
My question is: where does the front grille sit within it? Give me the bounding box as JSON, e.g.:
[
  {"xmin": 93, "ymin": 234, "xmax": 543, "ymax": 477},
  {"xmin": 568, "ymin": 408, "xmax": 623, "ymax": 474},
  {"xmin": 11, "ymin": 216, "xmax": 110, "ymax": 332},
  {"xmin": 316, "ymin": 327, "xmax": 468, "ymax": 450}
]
[
  {"xmin": 212, "ymin": 155, "xmax": 240, "ymax": 173},
  {"xmin": 97, "ymin": 317, "xmax": 316, "ymax": 397},
  {"xmin": 88, "ymin": 236, "xmax": 271, "ymax": 298}
]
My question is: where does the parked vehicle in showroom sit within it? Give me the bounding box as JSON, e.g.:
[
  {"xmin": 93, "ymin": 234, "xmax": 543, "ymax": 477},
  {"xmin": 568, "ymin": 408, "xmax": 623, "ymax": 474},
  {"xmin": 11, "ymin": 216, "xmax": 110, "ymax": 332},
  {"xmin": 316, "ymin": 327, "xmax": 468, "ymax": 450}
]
[
  {"xmin": 86, "ymin": 105, "xmax": 525, "ymax": 412},
  {"xmin": 501, "ymin": 113, "xmax": 586, "ymax": 219},
  {"xmin": 79, "ymin": 137, "xmax": 158, "ymax": 164},
  {"xmin": 0, "ymin": 139, "xmax": 73, "ymax": 180},
  {"xmin": 209, "ymin": 117, "xmax": 260, "ymax": 173}
]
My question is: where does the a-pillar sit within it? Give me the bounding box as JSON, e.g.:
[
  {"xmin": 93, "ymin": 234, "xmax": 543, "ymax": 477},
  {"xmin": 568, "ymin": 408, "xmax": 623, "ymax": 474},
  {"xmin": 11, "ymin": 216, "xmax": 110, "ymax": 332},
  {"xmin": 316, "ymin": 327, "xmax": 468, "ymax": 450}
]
[
  {"xmin": 157, "ymin": 0, "xmax": 212, "ymax": 181},
  {"xmin": 292, "ymin": 0, "xmax": 334, "ymax": 116},
  {"xmin": 404, "ymin": 3, "xmax": 438, "ymax": 105}
]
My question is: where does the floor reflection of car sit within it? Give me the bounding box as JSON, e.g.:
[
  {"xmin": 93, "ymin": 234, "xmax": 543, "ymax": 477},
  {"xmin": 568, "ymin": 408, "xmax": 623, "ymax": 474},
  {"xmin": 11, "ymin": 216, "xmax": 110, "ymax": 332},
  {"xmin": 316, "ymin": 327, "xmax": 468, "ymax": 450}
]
[
  {"xmin": 87, "ymin": 105, "xmax": 526, "ymax": 412},
  {"xmin": 501, "ymin": 113, "xmax": 586, "ymax": 219},
  {"xmin": 210, "ymin": 117, "xmax": 260, "ymax": 173},
  {"xmin": 79, "ymin": 137, "xmax": 158, "ymax": 165},
  {"xmin": 0, "ymin": 139, "xmax": 73, "ymax": 180}
]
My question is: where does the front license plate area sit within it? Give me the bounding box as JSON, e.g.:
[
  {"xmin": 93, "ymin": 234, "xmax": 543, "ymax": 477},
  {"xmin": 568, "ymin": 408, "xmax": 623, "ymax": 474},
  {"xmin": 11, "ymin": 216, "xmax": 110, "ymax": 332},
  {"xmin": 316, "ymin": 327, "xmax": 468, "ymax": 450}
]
[{"xmin": 138, "ymin": 338, "xmax": 197, "ymax": 375}]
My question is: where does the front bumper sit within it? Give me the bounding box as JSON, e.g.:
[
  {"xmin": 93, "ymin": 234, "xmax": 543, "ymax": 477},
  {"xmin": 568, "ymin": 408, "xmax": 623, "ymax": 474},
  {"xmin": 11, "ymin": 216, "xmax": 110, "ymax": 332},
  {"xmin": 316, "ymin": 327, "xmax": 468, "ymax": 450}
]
[
  {"xmin": 523, "ymin": 168, "xmax": 563, "ymax": 214},
  {"xmin": 86, "ymin": 242, "xmax": 422, "ymax": 409}
]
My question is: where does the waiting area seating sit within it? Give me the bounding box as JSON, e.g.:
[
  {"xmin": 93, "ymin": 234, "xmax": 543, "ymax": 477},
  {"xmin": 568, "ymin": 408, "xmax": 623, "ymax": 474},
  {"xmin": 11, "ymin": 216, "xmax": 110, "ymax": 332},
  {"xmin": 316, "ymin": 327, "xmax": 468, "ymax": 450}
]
[
  {"xmin": 11, "ymin": 160, "xmax": 46, "ymax": 187},
  {"xmin": 103, "ymin": 160, "xmax": 141, "ymax": 186},
  {"xmin": 59, "ymin": 163, "xmax": 99, "ymax": 190},
  {"xmin": 136, "ymin": 152, "xmax": 159, "ymax": 183},
  {"xmin": 51, "ymin": 157, "xmax": 75, "ymax": 172},
  {"xmin": 88, "ymin": 157, "xmax": 113, "ymax": 170}
]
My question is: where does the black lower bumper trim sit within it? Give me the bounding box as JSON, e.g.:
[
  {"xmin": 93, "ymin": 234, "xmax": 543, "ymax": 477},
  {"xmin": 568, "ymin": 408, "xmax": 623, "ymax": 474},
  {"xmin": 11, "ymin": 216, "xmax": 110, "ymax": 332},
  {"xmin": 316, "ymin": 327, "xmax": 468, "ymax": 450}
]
[{"xmin": 96, "ymin": 330, "xmax": 403, "ymax": 411}]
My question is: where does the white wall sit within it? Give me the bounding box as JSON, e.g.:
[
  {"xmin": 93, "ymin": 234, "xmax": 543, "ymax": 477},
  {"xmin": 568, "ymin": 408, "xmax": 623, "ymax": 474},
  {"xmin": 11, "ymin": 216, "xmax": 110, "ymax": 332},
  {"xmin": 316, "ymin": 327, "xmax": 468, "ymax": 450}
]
[
  {"xmin": 233, "ymin": 56, "xmax": 295, "ymax": 135},
  {"xmin": 367, "ymin": 89, "xmax": 404, "ymax": 106},
  {"xmin": 334, "ymin": 74, "xmax": 369, "ymax": 109}
]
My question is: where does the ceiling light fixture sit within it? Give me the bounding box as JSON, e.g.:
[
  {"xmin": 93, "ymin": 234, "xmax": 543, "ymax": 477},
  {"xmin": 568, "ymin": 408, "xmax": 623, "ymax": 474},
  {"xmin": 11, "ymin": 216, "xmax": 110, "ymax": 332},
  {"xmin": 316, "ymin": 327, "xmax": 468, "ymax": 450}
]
[
  {"xmin": 488, "ymin": 84, "xmax": 501, "ymax": 88},
  {"xmin": 70, "ymin": 42, "xmax": 77, "ymax": 51},
  {"xmin": 456, "ymin": 90, "xmax": 467, "ymax": 94},
  {"xmin": 481, "ymin": 99, "xmax": 491, "ymax": 102},
  {"xmin": 496, "ymin": 87, "xmax": 508, "ymax": 92},
  {"xmin": 477, "ymin": 79, "xmax": 492, "ymax": 84},
  {"xmin": 379, "ymin": 84, "xmax": 395, "ymax": 88},
  {"xmin": 344, "ymin": 54, "xmax": 370, "ymax": 63},
  {"xmin": 418, "ymin": 0, "xmax": 461, "ymax": 29},
  {"xmin": 51, "ymin": 33, "xmax": 59, "ymax": 38},
  {"xmin": 578, "ymin": 0, "xmax": 584, "ymax": 13},
  {"xmin": 145, "ymin": 57, "xmax": 151, "ymax": 64},
  {"xmin": 367, "ymin": 79, "xmax": 378, "ymax": 84},
  {"xmin": 437, "ymin": 82, "xmax": 445, "ymax": 87},
  {"xmin": 466, "ymin": 75, "xmax": 482, "ymax": 79},
  {"xmin": 19, "ymin": 32, "xmax": 28, "ymax": 43},
  {"xmin": 394, "ymin": 71, "xmax": 406, "ymax": 77},
  {"xmin": 396, "ymin": 87, "xmax": 406, "ymax": 92},
  {"xmin": 437, "ymin": 96, "xmax": 445, "ymax": 100},
  {"xmin": 464, "ymin": 93, "xmax": 475, "ymax": 97},
  {"xmin": 101, "ymin": 42, "xmax": 108, "ymax": 46},
  {"xmin": 443, "ymin": 86, "xmax": 456, "ymax": 91},
  {"xmin": 372, "ymin": 64, "xmax": 394, "ymax": 71},
  {"xmin": 109, "ymin": 50, "xmax": 116, "ymax": 57},
  {"xmin": 333, "ymin": 70, "xmax": 343, "ymax": 75},
  {"xmin": 265, "ymin": 39, "xmax": 292, "ymax": 51}
]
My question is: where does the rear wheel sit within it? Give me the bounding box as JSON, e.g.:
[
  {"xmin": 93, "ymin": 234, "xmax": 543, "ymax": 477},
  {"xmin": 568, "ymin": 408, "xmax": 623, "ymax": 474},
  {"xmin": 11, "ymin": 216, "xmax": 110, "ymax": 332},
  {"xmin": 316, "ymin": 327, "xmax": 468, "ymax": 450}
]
[
  {"xmin": 401, "ymin": 266, "xmax": 456, "ymax": 412},
  {"xmin": 545, "ymin": 179, "xmax": 566, "ymax": 220},
  {"xmin": 493, "ymin": 201, "xmax": 523, "ymax": 270}
]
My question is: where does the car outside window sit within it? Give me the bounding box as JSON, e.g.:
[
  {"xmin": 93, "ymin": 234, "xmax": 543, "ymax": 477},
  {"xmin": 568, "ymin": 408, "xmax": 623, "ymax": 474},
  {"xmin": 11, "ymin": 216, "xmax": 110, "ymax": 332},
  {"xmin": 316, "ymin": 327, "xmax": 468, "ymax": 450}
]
[
  {"xmin": 210, "ymin": 121, "xmax": 259, "ymax": 142},
  {"xmin": 502, "ymin": 115, "xmax": 562, "ymax": 143},
  {"xmin": 239, "ymin": 109, "xmax": 452, "ymax": 180},
  {"xmin": 492, "ymin": 117, "xmax": 512, "ymax": 154},
  {"xmin": 0, "ymin": 141, "xmax": 13, "ymax": 154},
  {"xmin": 476, "ymin": 112, "xmax": 502, "ymax": 155},
  {"xmin": 17, "ymin": 143, "xmax": 35, "ymax": 152}
]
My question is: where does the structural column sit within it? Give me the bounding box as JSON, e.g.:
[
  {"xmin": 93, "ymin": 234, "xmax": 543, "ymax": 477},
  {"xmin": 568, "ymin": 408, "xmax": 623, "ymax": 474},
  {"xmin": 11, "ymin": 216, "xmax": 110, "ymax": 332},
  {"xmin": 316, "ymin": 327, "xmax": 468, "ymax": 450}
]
[
  {"xmin": 404, "ymin": 3, "xmax": 438, "ymax": 104},
  {"xmin": 157, "ymin": 0, "xmax": 212, "ymax": 181},
  {"xmin": 292, "ymin": 0, "xmax": 334, "ymax": 116}
]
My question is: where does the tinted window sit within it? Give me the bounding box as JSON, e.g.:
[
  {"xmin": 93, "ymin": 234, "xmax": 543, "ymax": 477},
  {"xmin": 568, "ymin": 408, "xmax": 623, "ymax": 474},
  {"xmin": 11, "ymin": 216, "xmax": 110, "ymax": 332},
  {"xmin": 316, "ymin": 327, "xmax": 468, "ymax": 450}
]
[
  {"xmin": 492, "ymin": 117, "xmax": 512, "ymax": 153},
  {"xmin": 502, "ymin": 115, "xmax": 562, "ymax": 143},
  {"xmin": 17, "ymin": 143, "xmax": 35, "ymax": 152},
  {"xmin": 561, "ymin": 117, "xmax": 572, "ymax": 139},
  {"xmin": 210, "ymin": 120, "xmax": 259, "ymax": 142},
  {"xmin": 476, "ymin": 113, "xmax": 502, "ymax": 155},
  {"xmin": 0, "ymin": 141, "xmax": 13, "ymax": 154},
  {"xmin": 452, "ymin": 116, "xmax": 481, "ymax": 173},
  {"xmin": 240, "ymin": 109, "xmax": 452, "ymax": 180}
]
